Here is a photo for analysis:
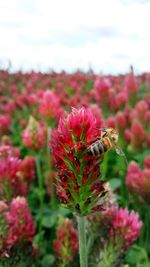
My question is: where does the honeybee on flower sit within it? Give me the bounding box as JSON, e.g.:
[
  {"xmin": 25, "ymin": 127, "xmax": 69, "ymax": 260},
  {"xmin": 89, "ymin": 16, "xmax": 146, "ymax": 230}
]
[{"xmin": 87, "ymin": 127, "xmax": 128, "ymax": 165}]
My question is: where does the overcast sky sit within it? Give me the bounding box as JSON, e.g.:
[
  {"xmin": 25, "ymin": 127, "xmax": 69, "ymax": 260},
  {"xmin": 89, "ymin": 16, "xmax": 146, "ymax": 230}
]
[{"xmin": 0, "ymin": 0, "xmax": 150, "ymax": 73}]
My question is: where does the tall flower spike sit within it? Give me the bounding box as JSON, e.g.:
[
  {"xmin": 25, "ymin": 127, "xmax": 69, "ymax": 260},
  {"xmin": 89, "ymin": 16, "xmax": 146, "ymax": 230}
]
[{"xmin": 50, "ymin": 107, "xmax": 111, "ymax": 216}]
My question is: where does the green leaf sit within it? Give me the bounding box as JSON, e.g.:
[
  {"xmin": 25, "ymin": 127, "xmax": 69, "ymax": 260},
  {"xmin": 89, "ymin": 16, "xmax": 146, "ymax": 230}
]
[
  {"xmin": 126, "ymin": 245, "xmax": 149, "ymax": 265},
  {"xmin": 41, "ymin": 254, "xmax": 55, "ymax": 267},
  {"xmin": 66, "ymin": 86, "xmax": 75, "ymax": 95},
  {"xmin": 58, "ymin": 206, "xmax": 71, "ymax": 216},
  {"xmin": 41, "ymin": 213, "xmax": 58, "ymax": 228}
]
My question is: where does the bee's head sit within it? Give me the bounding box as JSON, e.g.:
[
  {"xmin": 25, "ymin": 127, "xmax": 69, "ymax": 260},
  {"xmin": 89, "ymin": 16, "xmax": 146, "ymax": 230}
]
[{"xmin": 101, "ymin": 128, "xmax": 119, "ymax": 143}]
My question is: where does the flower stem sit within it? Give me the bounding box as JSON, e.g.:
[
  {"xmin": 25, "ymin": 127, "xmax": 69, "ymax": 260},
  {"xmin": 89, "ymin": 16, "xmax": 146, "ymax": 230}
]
[
  {"xmin": 77, "ymin": 216, "xmax": 88, "ymax": 267},
  {"xmin": 36, "ymin": 155, "xmax": 44, "ymax": 222},
  {"xmin": 47, "ymin": 127, "xmax": 56, "ymax": 209}
]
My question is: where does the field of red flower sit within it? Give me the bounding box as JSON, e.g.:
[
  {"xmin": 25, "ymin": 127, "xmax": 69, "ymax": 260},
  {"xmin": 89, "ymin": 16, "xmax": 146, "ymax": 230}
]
[{"xmin": 0, "ymin": 68, "xmax": 150, "ymax": 267}]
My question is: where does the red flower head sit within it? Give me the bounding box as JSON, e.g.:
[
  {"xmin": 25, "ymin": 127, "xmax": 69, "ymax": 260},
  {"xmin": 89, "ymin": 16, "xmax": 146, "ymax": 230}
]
[
  {"xmin": 107, "ymin": 116, "xmax": 115, "ymax": 128},
  {"xmin": 53, "ymin": 218, "xmax": 78, "ymax": 265},
  {"xmin": 126, "ymin": 161, "xmax": 150, "ymax": 203},
  {"xmin": 97, "ymin": 206, "xmax": 142, "ymax": 249},
  {"xmin": 0, "ymin": 115, "xmax": 11, "ymax": 138},
  {"xmin": 5, "ymin": 197, "xmax": 35, "ymax": 249},
  {"xmin": 130, "ymin": 120, "xmax": 145, "ymax": 149},
  {"xmin": 124, "ymin": 71, "xmax": 138, "ymax": 95},
  {"xmin": 0, "ymin": 197, "xmax": 35, "ymax": 257},
  {"xmin": 94, "ymin": 77, "xmax": 111, "ymax": 101},
  {"xmin": 50, "ymin": 107, "xmax": 112, "ymax": 216},
  {"xmin": 115, "ymin": 111, "xmax": 127, "ymax": 131},
  {"xmin": 124, "ymin": 129, "xmax": 132, "ymax": 144},
  {"xmin": 0, "ymin": 145, "xmax": 35, "ymax": 201},
  {"xmin": 39, "ymin": 90, "xmax": 64, "ymax": 123},
  {"xmin": 88, "ymin": 206, "xmax": 142, "ymax": 265},
  {"xmin": 22, "ymin": 116, "xmax": 46, "ymax": 151},
  {"xmin": 115, "ymin": 91, "xmax": 128, "ymax": 110},
  {"xmin": 134, "ymin": 100, "xmax": 149, "ymax": 122},
  {"xmin": 126, "ymin": 161, "xmax": 142, "ymax": 195}
]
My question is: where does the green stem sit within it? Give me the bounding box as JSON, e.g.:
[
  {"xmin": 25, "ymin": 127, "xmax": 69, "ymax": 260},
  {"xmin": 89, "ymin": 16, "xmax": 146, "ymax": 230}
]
[
  {"xmin": 77, "ymin": 216, "xmax": 88, "ymax": 267},
  {"xmin": 47, "ymin": 127, "xmax": 56, "ymax": 209},
  {"xmin": 87, "ymin": 233, "xmax": 96, "ymax": 255},
  {"xmin": 36, "ymin": 156, "xmax": 44, "ymax": 222}
]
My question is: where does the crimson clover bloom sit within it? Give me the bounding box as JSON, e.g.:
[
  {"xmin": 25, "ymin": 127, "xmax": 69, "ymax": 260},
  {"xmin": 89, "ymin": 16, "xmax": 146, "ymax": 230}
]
[
  {"xmin": 0, "ymin": 197, "xmax": 35, "ymax": 257},
  {"xmin": 126, "ymin": 161, "xmax": 150, "ymax": 203},
  {"xmin": 88, "ymin": 206, "xmax": 142, "ymax": 267},
  {"xmin": 110, "ymin": 208, "xmax": 142, "ymax": 250},
  {"xmin": 0, "ymin": 145, "xmax": 35, "ymax": 201},
  {"xmin": 50, "ymin": 107, "xmax": 111, "ymax": 216},
  {"xmin": 39, "ymin": 90, "xmax": 64, "ymax": 122}
]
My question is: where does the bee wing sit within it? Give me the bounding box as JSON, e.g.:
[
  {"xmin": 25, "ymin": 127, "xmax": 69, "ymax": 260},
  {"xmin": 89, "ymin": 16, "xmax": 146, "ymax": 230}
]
[
  {"xmin": 115, "ymin": 146, "xmax": 124, "ymax": 156},
  {"xmin": 114, "ymin": 144, "xmax": 128, "ymax": 166}
]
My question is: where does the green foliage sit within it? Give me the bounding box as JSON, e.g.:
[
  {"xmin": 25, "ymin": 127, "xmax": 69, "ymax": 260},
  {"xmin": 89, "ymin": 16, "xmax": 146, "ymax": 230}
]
[{"xmin": 125, "ymin": 245, "xmax": 150, "ymax": 267}]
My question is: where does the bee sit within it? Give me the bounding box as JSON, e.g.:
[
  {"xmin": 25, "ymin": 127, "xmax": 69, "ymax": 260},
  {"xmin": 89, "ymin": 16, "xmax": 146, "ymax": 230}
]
[{"xmin": 87, "ymin": 128, "xmax": 128, "ymax": 165}]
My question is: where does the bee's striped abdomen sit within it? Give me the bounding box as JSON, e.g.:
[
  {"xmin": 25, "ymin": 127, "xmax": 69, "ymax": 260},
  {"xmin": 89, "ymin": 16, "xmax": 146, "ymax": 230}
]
[
  {"xmin": 87, "ymin": 140, "xmax": 104, "ymax": 156},
  {"xmin": 87, "ymin": 137, "xmax": 112, "ymax": 156}
]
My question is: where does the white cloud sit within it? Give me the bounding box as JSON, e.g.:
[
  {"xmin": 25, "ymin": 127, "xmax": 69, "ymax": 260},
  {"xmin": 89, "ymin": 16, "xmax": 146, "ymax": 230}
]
[{"xmin": 0, "ymin": 0, "xmax": 150, "ymax": 73}]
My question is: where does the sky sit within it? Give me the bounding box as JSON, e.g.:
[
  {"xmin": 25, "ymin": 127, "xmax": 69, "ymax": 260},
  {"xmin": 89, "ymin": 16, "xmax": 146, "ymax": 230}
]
[{"xmin": 0, "ymin": 0, "xmax": 150, "ymax": 74}]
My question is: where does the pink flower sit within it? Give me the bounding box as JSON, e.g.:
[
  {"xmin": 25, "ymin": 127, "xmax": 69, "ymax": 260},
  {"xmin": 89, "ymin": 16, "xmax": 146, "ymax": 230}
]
[
  {"xmin": 22, "ymin": 116, "xmax": 46, "ymax": 151},
  {"xmin": 134, "ymin": 100, "xmax": 149, "ymax": 122},
  {"xmin": 90, "ymin": 206, "xmax": 142, "ymax": 256},
  {"xmin": 107, "ymin": 116, "xmax": 115, "ymax": 128},
  {"xmin": 53, "ymin": 218, "xmax": 78, "ymax": 265},
  {"xmin": 126, "ymin": 161, "xmax": 150, "ymax": 203},
  {"xmin": 94, "ymin": 77, "xmax": 111, "ymax": 101},
  {"xmin": 5, "ymin": 197, "xmax": 35, "ymax": 249},
  {"xmin": 124, "ymin": 129, "xmax": 132, "ymax": 143},
  {"xmin": 115, "ymin": 111, "xmax": 127, "ymax": 130},
  {"xmin": 0, "ymin": 197, "xmax": 35, "ymax": 256},
  {"xmin": 131, "ymin": 120, "xmax": 145, "ymax": 149},
  {"xmin": 124, "ymin": 71, "xmax": 138, "ymax": 95},
  {"xmin": 110, "ymin": 208, "xmax": 142, "ymax": 249},
  {"xmin": 39, "ymin": 90, "xmax": 64, "ymax": 122},
  {"xmin": 0, "ymin": 145, "xmax": 35, "ymax": 200},
  {"xmin": 115, "ymin": 91, "xmax": 128, "ymax": 110},
  {"xmin": 126, "ymin": 162, "xmax": 142, "ymax": 195},
  {"xmin": 0, "ymin": 115, "xmax": 11, "ymax": 137},
  {"xmin": 0, "ymin": 154, "xmax": 21, "ymax": 201}
]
